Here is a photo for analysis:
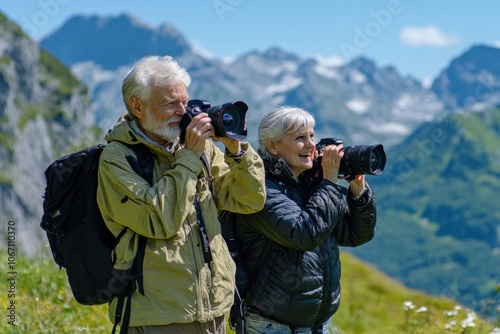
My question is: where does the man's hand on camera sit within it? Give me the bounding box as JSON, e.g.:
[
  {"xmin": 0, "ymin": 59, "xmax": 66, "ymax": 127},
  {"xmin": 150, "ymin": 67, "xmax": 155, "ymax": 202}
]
[
  {"xmin": 216, "ymin": 137, "xmax": 241, "ymax": 156},
  {"xmin": 183, "ymin": 112, "xmax": 214, "ymax": 157}
]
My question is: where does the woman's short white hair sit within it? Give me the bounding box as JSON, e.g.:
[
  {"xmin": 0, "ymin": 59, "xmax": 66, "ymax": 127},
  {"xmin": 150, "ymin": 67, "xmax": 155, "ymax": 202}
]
[
  {"xmin": 258, "ymin": 106, "xmax": 316, "ymax": 161},
  {"xmin": 122, "ymin": 55, "xmax": 191, "ymax": 118}
]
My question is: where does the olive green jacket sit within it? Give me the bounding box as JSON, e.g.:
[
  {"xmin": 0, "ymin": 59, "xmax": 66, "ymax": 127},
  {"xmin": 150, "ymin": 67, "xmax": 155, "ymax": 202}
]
[{"xmin": 96, "ymin": 115, "xmax": 266, "ymax": 326}]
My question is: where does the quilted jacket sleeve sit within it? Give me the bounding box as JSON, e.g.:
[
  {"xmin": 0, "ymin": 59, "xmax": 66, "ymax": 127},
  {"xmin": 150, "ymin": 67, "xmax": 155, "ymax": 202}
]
[
  {"xmin": 247, "ymin": 178, "xmax": 376, "ymax": 251},
  {"xmin": 334, "ymin": 184, "xmax": 377, "ymax": 247}
]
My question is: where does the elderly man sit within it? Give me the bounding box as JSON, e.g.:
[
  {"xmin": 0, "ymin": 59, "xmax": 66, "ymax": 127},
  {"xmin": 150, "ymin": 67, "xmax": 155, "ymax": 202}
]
[{"xmin": 97, "ymin": 55, "xmax": 266, "ymax": 334}]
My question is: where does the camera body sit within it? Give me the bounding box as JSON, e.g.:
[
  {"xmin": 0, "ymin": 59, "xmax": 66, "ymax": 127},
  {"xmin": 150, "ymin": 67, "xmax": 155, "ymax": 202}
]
[
  {"xmin": 316, "ymin": 137, "xmax": 386, "ymax": 177},
  {"xmin": 179, "ymin": 99, "xmax": 248, "ymax": 143}
]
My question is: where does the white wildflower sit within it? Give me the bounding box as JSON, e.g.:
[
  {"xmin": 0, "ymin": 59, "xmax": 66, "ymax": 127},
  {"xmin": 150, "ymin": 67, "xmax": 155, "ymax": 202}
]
[
  {"xmin": 416, "ymin": 306, "xmax": 428, "ymax": 313},
  {"xmin": 445, "ymin": 320, "xmax": 457, "ymax": 330},
  {"xmin": 444, "ymin": 305, "xmax": 463, "ymax": 317},
  {"xmin": 444, "ymin": 309, "xmax": 458, "ymax": 317},
  {"xmin": 403, "ymin": 300, "xmax": 416, "ymax": 311},
  {"xmin": 461, "ymin": 310, "xmax": 477, "ymax": 329}
]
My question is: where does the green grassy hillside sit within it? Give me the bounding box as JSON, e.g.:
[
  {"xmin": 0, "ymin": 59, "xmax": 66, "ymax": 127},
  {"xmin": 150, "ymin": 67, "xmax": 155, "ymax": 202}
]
[
  {"xmin": 1, "ymin": 247, "xmax": 111, "ymax": 333},
  {"xmin": 334, "ymin": 252, "xmax": 498, "ymax": 333},
  {"xmin": 1, "ymin": 248, "xmax": 497, "ymax": 333}
]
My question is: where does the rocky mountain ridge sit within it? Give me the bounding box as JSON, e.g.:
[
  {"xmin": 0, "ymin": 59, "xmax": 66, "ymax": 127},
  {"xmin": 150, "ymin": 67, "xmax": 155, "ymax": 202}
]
[
  {"xmin": 40, "ymin": 14, "xmax": 446, "ymax": 148},
  {"xmin": 38, "ymin": 14, "xmax": 500, "ymax": 149}
]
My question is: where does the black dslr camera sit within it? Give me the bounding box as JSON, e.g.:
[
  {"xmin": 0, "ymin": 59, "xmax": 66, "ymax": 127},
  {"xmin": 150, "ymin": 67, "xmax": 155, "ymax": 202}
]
[
  {"xmin": 316, "ymin": 138, "xmax": 386, "ymax": 177},
  {"xmin": 179, "ymin": 99, "xmax": 248, "ymax": 143}
]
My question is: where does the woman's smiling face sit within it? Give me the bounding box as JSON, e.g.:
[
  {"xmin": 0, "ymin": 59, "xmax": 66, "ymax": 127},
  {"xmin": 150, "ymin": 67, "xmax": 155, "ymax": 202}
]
[{"xmin": 268, "ymin": 126, "xmax": 316, "ymax": 177}]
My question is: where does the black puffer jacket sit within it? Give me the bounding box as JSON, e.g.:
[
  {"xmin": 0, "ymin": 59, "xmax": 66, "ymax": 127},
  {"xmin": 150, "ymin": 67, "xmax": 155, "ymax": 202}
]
[{"xmin": 236, "ymin": 155, "xmax": 377, "ymax": 327}]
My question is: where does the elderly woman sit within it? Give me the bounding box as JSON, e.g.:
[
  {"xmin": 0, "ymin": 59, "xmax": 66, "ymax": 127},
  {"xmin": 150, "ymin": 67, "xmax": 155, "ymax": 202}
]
[{"xmin": 233, "ymin": 106, "xmax": 377, "ymax": 334}]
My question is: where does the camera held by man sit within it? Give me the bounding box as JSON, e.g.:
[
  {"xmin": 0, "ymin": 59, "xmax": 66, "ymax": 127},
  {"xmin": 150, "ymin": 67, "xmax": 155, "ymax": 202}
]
[{"xmin": 180, "ymin": 99, "xmax": 248, "ymax": 143}]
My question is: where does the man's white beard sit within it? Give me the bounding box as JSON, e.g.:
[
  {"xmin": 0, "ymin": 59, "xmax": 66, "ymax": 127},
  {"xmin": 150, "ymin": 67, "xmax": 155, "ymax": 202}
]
[{"xmin": 142, "ymin": 108, "xmax": 180, "ymax": 142}]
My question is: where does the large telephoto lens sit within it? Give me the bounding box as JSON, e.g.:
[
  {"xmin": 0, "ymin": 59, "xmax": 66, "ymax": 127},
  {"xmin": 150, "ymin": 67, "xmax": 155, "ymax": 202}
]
[
  {"xmin": 207, "ymin": 101, "xmax": 248, "ymax": 140},
  {"xmin": 340, "ymin": 144, "xmax": 386, "ymax": 176}
]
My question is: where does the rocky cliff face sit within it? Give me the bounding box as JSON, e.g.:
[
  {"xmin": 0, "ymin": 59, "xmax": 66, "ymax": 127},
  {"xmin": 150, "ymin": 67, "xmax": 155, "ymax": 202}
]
[{"xmin": 0, "ymin": 13, "xmax": 97, "ymax": 255}]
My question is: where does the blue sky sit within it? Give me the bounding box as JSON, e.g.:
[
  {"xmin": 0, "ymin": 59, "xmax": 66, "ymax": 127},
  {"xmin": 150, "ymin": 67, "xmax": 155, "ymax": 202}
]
[{"xmin": 2, "ymin": 0, "xmax": 499, "ymax": 85}]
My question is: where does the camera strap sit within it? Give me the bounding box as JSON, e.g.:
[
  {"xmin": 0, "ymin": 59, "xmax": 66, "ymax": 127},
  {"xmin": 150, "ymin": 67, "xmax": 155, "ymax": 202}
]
[
  {"xmin": 194, "ymin": 153, "xmax": 215, "ymax": 266},
  {"xmin": 194, "ymin": 193, "xmax": 213, "ymax": 266}
]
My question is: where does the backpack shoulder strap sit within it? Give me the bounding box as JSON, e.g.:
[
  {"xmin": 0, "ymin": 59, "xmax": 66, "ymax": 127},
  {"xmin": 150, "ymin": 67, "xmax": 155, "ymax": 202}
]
[{"xmin": 125, "ymin": 143, "xmax": 155, "ymax": 186}]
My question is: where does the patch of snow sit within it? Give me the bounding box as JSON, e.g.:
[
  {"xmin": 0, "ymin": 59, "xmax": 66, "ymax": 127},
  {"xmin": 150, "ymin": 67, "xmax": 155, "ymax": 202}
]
[
  {"xmin": 265, "ymin": 75, "xmax": 303, "ymax": 95},
  {"xmin": 370, "ymin": 122, "xmax": 410, "ymax": 135},
  {"xmin": 350, "ymin": 70, "xmax": 366, "ymax": 84},
  {"xmin": 346, "ymin": 98, "xmax": 370, "ymax": 114},
  {"xmin": 269, "ymin": 61, "xmax": 298, "ymax": 76},
  {"xmin": 313, "ymin": 55, "xmax": 343, "ymax": 79}
]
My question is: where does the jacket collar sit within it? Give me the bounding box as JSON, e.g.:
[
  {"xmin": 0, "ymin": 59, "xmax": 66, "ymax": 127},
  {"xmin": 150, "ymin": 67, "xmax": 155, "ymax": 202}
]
[{"xmin": 262, "ymin": 152, "xmax": 297, "ymax": 182}]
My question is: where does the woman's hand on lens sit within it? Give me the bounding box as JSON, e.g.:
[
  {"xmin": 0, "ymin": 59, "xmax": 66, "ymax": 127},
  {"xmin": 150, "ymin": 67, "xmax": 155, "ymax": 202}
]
[{"xmin": 348, "ymin": 174, "xmax": 366, "ymax": 196}]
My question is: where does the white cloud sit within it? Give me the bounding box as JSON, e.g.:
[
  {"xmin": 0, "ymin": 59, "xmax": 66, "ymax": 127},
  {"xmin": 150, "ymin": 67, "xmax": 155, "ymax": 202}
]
[{"xmin": 399, "ymin": 25, "xmax": 459, "ymax": 47}]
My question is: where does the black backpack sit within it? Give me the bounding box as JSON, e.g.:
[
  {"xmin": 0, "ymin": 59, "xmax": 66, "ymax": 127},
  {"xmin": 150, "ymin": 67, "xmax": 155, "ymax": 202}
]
[{"xmin": 40, "ymin": 142, "xmax": 154, "ymax": 334}]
